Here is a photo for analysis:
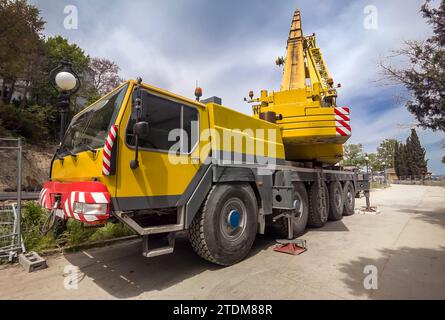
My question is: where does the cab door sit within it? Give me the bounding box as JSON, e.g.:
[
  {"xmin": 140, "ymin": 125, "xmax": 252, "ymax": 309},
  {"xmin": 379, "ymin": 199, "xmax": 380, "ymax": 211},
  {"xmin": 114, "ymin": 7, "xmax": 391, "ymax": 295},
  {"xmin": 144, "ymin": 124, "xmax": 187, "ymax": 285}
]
[{"xmin": 114, "ymin": 85, "xmax": 208, "ymax": 211}]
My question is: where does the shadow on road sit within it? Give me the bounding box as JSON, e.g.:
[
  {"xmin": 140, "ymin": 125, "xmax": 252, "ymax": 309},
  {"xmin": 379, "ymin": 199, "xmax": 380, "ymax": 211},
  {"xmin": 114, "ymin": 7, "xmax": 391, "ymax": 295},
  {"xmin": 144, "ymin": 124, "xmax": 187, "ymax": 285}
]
[
  {"xmin": 64, "ymin": 232, "xmax": 277, "ymax": 299},
  {"xmin": 396, "ymin": 207, "xmax": 445, "ymax": 229},
  {"xmin": 338, "ymin": 246, "xmax": 445, "ymax": 299},
  {"xmin": 308, "ymin": 219, "xmax": 350, "ymax": 232}
]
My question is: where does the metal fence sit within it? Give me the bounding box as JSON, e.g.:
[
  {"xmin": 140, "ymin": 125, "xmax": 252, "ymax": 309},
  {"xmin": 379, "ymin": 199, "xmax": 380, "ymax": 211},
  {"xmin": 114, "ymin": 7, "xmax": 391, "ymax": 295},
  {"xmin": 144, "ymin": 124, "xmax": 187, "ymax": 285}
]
[
  {"xmin": 0, "ymin": 138, "xmax": 23, "ymax": 260},
  {"xmin": 0, "ymin": 203, "xmax": 24, "ymax": 261}
]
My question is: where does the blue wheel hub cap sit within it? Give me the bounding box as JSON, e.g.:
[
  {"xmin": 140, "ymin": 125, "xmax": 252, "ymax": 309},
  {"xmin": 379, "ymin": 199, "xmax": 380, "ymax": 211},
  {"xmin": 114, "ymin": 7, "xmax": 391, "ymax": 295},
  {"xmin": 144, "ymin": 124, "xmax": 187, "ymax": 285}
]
[{"xmin": 228, "ymin": 210, "xmax": 241, "ymax": 229}]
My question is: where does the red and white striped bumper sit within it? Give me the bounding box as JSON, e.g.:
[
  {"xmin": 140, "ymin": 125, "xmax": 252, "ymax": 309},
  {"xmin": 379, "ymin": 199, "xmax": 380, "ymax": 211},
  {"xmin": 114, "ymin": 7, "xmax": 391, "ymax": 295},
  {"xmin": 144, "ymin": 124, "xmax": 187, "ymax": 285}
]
[
  {"xmin": 334, "ymin": 107, "xmax": 351, "ymax": 137},
  {"xmin": 39, "ymin": 181, "xmax": 111, "ymax": 224}
]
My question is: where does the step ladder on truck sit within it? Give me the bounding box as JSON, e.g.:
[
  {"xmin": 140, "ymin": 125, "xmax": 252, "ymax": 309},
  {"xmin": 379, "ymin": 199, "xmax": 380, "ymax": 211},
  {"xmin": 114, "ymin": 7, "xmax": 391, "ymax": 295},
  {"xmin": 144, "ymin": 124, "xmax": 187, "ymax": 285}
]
[{"xmin": 39, "ymin": 9, "xmax": 370, "ymax": 266}]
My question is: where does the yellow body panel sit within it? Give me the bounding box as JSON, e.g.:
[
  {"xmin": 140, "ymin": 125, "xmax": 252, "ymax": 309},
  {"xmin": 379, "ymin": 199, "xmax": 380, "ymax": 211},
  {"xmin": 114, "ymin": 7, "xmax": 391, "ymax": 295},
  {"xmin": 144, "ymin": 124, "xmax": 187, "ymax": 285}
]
[{"xmin": 207, "ymin": 103, "xmax": 285, "ymax": 162}]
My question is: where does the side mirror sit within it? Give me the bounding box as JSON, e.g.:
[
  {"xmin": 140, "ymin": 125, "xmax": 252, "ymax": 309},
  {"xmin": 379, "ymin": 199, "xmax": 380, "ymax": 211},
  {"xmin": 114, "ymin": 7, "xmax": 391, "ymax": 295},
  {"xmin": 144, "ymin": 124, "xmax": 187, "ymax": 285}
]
[{"xmin": 133, "ymin": 121, "xmax": 149, "ymax": 139}]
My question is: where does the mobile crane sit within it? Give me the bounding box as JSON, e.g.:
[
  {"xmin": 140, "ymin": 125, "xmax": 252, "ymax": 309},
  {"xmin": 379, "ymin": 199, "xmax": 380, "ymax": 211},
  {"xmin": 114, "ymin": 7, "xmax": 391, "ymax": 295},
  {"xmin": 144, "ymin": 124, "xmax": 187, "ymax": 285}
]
[{"xmin": 39, "ymin": 9, "xmax": 368, "ymax": 266}]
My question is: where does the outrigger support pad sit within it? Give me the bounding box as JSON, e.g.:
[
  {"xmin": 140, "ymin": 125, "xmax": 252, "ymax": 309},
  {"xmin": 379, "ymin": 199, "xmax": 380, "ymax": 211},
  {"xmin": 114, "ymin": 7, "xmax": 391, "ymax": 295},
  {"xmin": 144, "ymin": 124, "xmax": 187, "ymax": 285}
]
[
  {"xmin": 274, "ymin": 238, "xmax": 307, "ymax": 255},
  {"xmin": 273, "ymin": 209, "xmax": 307, "ymax": 255}
]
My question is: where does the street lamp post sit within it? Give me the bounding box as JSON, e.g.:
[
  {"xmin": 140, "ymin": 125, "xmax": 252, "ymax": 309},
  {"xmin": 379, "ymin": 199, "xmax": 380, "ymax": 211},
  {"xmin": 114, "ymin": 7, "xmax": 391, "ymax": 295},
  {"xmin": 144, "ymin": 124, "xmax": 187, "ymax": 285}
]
[
  {"xmin": 49, "ymin": 61, "xmax": 81, "ymax": 142},
  {"xmin": 364, "ymin": 154, "xmax": 369, "ymax": 176},
  {"xmin": 382, "ymin": 161, "xmax": 387, "ymax": 185},
  {"xmin": 364, "ymin": 154, "xmax": 371, "ymax": 209}
]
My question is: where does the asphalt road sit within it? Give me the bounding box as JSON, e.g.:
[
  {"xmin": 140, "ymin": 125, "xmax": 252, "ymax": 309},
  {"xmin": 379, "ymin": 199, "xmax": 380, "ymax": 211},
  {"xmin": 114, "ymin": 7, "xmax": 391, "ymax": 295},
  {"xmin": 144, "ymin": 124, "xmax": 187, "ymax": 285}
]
[{"xmin": 1, "ymin": 184, "xmax": 444, "ymax": 299}]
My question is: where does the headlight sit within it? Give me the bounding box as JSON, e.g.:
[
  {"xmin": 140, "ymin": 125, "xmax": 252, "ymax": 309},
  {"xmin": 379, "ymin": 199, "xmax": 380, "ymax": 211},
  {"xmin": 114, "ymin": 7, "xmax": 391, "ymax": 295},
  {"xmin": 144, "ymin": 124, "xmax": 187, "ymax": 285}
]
[{"xmin": 73, "ymin": 202, "xmax": 108, "ymax": 215}]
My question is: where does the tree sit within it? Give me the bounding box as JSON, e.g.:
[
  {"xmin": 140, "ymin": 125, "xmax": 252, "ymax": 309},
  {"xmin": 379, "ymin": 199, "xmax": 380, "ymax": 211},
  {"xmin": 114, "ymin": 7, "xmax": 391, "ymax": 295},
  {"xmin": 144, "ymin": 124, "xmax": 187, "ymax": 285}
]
[
  {"xmin": 342, "ymin": 143, "xmax": 365, "ymax": 167},
  {"xmin": 405, "ymin": 129, "xmax": 428, "ymax": 178},
  {"xmin": 0, "ymin": 0, "xmax": 45, "ymax": 104},
  {"xmin": 377, "ymin": 139, "xmax": 397, "ymax": 168},
  {"xmin": 367, "ymin": 153, "xmax": 381, "ymax": 172},
  {"xmin": 394, "ymin": 141, "xmax": 401, "ymax": 177},
  {"xmin": 40, "ymin": 36, "xmax": 91, "ymax": 104},
  {"xmin": 89, "ymin": 57, "xmax": 124, "ymax": 97},
  {"xmin": 381, "ymin": 0, "xmax": 445, "ymax": 132},
  {"xmin": 399, "ymin": 143, "xmax": 409, "ymax": 179}
]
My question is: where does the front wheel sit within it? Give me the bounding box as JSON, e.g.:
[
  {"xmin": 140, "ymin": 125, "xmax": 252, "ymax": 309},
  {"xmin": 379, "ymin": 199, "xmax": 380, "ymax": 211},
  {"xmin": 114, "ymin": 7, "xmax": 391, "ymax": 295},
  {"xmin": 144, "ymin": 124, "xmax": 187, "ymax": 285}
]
[{"xmin": 189, "ymin": 183, "xmax": 258, "ymax": 266}]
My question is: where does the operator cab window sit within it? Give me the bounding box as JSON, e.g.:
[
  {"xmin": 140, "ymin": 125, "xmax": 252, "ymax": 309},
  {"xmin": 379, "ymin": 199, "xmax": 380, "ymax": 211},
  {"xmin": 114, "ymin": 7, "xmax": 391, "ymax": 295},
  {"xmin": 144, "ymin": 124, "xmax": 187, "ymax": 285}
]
[{"xmin": 126, "ymin": 90, "xmax": 198, "ymax": 153}]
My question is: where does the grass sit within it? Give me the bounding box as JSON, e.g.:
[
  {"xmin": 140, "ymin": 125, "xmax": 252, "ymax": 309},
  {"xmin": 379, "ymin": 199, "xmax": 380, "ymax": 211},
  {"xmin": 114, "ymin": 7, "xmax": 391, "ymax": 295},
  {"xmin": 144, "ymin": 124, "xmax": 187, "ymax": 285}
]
[
  {"xmin": 20, "ymin": 201, "xmax": 134, "ymax": 254},
  {"xmin": 370, "ymin": 182, "xmax": 390, "ymax": 189}
]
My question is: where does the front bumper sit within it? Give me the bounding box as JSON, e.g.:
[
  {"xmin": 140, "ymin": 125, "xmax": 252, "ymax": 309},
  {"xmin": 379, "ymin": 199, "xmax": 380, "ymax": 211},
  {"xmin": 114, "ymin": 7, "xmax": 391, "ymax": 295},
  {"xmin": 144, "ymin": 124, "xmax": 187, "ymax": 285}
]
[{"xmin": 39, "ymin": 181, "xmax": 111, "ymax": 224}]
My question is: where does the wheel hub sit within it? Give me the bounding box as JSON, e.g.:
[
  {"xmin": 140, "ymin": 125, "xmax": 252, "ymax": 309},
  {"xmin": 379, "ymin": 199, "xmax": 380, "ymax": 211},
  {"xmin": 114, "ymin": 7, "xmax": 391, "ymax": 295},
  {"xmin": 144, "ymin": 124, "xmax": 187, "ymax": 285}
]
[
  {"xmin": 220, "ymin": 198, "xmax": 247, "ymax": 241},
  {"xmin": 228, "ymin": 210, "xmax": 241, "ymax": 229}
]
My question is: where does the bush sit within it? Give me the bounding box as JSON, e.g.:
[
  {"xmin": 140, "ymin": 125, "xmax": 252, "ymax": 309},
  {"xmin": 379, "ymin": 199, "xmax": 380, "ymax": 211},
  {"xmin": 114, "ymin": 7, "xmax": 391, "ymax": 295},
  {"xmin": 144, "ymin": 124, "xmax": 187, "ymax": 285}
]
[
  {"xmin": 89, "ymin": 222, "xmax": 134, "ymax": 242},
  {"xmin": 60, "ymin": 220, "xmax": 95, "ymax": 246},
  {"xmin": 20, "ymin": 201, "xmax": 135, "ymax": 253},
  {"xmin": 0, "ymin": 104, "xmax": 56, "ymax": 143},
  {"xmin": 22, "ymin": 201, "xmax": 57, "ymax": 251}
]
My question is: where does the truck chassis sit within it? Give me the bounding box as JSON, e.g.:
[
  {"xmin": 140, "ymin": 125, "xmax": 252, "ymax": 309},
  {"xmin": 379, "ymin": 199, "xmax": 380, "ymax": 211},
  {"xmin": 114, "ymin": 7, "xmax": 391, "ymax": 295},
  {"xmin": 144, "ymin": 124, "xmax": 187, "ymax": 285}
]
[{"xmin": 112, "ymin": 159, "xmax": 369, "ymax": 264}]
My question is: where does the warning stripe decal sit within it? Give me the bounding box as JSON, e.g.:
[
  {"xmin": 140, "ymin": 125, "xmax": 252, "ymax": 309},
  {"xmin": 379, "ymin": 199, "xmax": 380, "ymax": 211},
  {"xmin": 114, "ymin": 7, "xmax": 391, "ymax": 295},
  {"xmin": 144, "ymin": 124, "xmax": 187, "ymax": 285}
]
[
  {"xmin": 335, "ymin": 107, "xmax": 351, "ymax": 136},
  {"xmin": 102, "ymin": 125, "xmax": 118, "ymax": 176}
]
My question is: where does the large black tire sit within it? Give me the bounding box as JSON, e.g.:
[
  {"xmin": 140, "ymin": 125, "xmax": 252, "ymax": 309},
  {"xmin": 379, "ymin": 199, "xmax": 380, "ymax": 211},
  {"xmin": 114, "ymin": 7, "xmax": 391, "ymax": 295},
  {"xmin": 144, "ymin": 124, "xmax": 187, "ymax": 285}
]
[
  {"xmin": 189, "ymin": 183, "xmax": 258, "ymax": 266},
  {"xmin": 343, "ymin": 181, "xmax": 355, "ymax": 216},
  {"xmin": 328, "ymin": 181, "xmax": 344, "ymax": 221},
  {"xmin": 274, "ymin": 182, "xmax": 309, "ymax": 237},
  {"xmin": 308, "ymin": 181, "xmax": 329, "ymax": 228}
]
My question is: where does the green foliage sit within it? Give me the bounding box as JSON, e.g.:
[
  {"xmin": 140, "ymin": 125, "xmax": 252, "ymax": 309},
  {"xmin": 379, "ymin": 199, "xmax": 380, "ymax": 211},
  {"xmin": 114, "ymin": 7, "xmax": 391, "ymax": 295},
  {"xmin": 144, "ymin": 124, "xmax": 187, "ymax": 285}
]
[
  {"xmin": 20, "ymin": 201, "xmax": 134, "ymax": 253},
  {"xmin": 0, "ymin": 104, "xmax": 51, "ymax": 142},
  {"xmin": 367, "ymin": 153, "xmax": 381, "ymax": 171},
  {"xmin": 381, "ymin": 0, "xmax": 445, "ymax": 131},
  {"xmin": 45, "ymin": 36, "xmax": 90, "ymax": 72},
  {"xmin": 89, "ymin": 222, "xmax": 133, "ymax": 242},
  {"xmin": 60, "ymin": 220, "xmax": 95, "ymax": 246},
  {"xmin": 394, "ymin": 129, "xmax": 428, "ymax": 179},
  {"xmin": 22, "ymin": 201, "xmax": 57, "ymax": 251},
  {"xmin": 0, "ymin": 0, "xmax": 45, "ymax": 103},
  {"xmin": 377, "ymin": 139, "xmax": 397, "ymax": 168},
  {"xmin": 342, "ymin": 143, "xmax": 365, "ymax": 167},
  {"xmin": 406, "ymin": 129, "xmax": 428, "ymax": 177},
  {"xmin": 0, "ymin": 1, "xmax": 124, "ymax": 143},
  {"xmin": 58, "ymin": 220, "xmax": 134, "ymax": 247}
]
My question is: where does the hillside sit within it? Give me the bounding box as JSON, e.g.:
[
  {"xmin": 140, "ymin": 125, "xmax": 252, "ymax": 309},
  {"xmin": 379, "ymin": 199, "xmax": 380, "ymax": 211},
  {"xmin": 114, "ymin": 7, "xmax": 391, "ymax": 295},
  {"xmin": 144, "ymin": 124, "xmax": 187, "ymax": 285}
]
[{"xmin": 0, "ymin": 141, "xmax": 57, "ymax": 192}]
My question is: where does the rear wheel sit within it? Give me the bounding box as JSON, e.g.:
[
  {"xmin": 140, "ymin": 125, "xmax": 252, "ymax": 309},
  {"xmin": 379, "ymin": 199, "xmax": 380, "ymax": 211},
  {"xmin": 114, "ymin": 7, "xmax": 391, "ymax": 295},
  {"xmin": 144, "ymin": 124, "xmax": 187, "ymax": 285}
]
[
  {"xmin": 328, "ymin": 181, "xmax": 344, "ymax": 221},
  {"xmin": 274, "ymin": 182, "xmax": 309, "ymax": 237},
  {"xmin": 343, "ymin": 181, "xmax": 355, "ymax": 216},
  {"xmin": 308, "ymin": 181, "xmax": 329, "ymax": 228},
  {"xmin": 189, "ymin": 183, "xmax": 258, "ymax": 266}
]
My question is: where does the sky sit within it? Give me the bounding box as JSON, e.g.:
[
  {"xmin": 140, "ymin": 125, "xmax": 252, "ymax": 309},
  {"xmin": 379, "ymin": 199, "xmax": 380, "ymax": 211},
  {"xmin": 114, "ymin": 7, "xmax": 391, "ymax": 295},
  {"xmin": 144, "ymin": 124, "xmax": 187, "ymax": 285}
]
[{"xmin": 31, "ymin": 0, "xmax": 445, "ymax": 174}]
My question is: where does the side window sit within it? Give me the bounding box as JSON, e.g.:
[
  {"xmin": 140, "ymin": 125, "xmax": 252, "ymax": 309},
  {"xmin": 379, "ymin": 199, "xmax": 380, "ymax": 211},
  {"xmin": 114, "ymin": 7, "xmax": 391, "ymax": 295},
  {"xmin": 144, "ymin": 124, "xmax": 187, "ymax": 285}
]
[
  {"xmin": 182, "ymin": 105, "xmax": 199, "ymax": 153},
  {"xmin": 126, "ymin": 90, "xmax": 199, "ymax": 153}
]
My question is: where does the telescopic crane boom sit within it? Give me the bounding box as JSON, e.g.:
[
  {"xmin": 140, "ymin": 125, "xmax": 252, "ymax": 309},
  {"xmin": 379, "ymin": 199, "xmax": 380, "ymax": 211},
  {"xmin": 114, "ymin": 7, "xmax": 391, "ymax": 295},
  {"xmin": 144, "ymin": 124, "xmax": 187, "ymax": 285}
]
[{"xmin": 250, "ymin": 9, "xmax": 349, "ymax": 165}]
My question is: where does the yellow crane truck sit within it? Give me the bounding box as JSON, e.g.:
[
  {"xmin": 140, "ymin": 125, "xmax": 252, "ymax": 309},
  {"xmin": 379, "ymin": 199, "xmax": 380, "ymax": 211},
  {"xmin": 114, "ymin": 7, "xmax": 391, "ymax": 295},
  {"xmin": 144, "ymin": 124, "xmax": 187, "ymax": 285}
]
[{"xmin": 39, "ymin": 9, "xmax": 369, "ymax": 266}]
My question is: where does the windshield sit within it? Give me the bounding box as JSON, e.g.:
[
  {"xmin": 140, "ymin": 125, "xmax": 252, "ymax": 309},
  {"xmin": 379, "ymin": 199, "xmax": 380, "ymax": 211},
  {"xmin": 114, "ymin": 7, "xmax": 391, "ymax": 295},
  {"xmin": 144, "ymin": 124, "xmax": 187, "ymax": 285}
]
[{"xmin": 59, "ymin": 83, "xmax": 128, "ymax": 156}]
